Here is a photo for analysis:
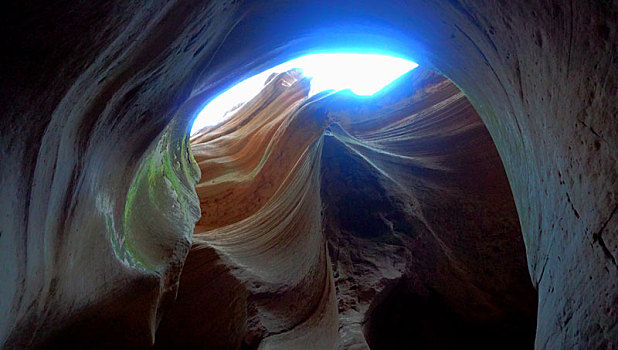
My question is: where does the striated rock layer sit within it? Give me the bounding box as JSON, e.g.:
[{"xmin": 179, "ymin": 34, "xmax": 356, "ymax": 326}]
[
  {"xmin": 1, "ymin": 1, "xmax": 616, "ymax": 348},
  {"xmin": 155, "ymin": 70, "xmax": 338, "ymax": 349},
  {"xmin": 156, "ymin": 68, "xmax": 537, "ymax": 349}
]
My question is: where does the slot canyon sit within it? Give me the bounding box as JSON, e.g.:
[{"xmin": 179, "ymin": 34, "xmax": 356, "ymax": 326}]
[{"xmin": 0, "ymin": 1, "xmax": 616, "ymax": 349}]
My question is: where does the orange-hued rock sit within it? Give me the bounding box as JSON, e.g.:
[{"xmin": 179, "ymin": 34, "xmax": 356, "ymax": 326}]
[
  {"xmin": 158, "ymin": 68, "xmax": 536, "ymax": 348},
  {"xmin": 176, "ymin": 70, "xmax": 339, "ymax": 349}
]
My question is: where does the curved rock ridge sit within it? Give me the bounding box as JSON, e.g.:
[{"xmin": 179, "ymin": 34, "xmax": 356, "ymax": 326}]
[
  {"xmin": 157, "ymin": 69, "xmax": 338, "ymax": 349},
  {"xmin": 192, "ymin": 73, "xmax": 336, "ymax": 343},
  {"xmin": 161, "ymin": 68, "xmax": 536, "ymax": 349}
]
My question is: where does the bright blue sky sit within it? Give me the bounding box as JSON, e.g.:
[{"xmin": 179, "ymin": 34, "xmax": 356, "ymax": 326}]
[{"xmin": 191, "ymin": 53, "xmax": 418, "ymax": 134}]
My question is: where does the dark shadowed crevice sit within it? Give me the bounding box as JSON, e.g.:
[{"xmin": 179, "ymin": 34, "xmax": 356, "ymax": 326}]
[
  {"xmin": 363, "ymin": 279, "xmax": 537, "ymax": 350},
  {"xmin": 318, "ymin": 69, "xmax": 538, "ymax": 349}
]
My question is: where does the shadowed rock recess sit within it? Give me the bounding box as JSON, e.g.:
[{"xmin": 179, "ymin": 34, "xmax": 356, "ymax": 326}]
[{"xmin": 0, "ymin": 1, "xmax": 616, "ymax": 349}]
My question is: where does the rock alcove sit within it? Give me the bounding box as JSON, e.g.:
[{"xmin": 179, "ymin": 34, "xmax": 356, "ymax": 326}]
[{"xmin": 0, "ymin": 1, "xmax": 616, "ymax": 349}]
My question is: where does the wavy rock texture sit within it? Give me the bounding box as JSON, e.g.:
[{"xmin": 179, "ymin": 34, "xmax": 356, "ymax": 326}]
[
  {"xmin": 165, "ymin": 70, "xmax": 339, "ymax": 349},
  {"xmin": 1, "ymin": 1, "xmax": 616, "ymax": 349},
  {"xmin": 157, "ymin": 68, "xmax": 537, "ymax": 349}
]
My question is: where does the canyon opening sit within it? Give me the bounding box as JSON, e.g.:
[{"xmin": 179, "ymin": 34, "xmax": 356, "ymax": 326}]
[{"xmin": 190, "ymin": 53, "xmax": 418, "ymax": 133}]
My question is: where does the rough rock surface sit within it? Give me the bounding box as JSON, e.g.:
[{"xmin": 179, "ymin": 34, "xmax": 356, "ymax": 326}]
[
  {"xmin": 322, "ymin": 70, "xmax": 537, "ymax": 349},
  {"xmin": 0, "ymin": 1, "xmax": 616, "ymax": 349}
]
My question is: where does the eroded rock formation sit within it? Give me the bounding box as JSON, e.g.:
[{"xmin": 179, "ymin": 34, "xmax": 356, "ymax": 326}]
[
  {"xmin": 158, "ymin": 70, "xmax": 339, "ymax": 349},
  {"xmin": 1, "ymin": 1, "xmax": 616, "ymax": 349},
  {"xmin": 166, "ymin": 68, "xmax": 537, "ymax": 349}
]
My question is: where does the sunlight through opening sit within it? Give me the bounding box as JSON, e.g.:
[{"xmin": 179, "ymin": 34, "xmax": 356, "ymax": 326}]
[{"xmin": 191, "ymin": 53, "xmax": 418, "ymax": 134}]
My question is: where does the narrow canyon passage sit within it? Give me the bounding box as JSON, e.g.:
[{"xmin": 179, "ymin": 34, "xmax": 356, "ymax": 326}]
[
  {"xmin": 1, "ymin": 1, "xmax": 615, "ymax": 349},
  {"xmin": 154, "ymin": 68, "xmax": 537, "ymax": 349}
]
